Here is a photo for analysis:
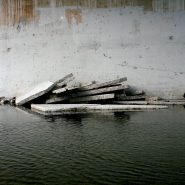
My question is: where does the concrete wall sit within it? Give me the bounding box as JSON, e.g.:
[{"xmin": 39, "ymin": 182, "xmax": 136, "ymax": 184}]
[{"xmin": 0, "ymin": 0, "xmax": 185, "ymax": 99}]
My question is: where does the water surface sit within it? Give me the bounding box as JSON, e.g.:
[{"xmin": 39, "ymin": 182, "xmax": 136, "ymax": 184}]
[{"xmin": 1, "ymin": 105, "xmax": 185, "ymax": 184}]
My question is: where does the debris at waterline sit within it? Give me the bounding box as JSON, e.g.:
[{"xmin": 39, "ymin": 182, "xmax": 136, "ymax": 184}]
[
  {"xmin": 12, "ymin": 73, "xmax": 185, "ymax": 113},
  {"xmin": 16, "ymin": 74, "xmax": 129, "ymax": 106},
  {"xmin": 0, "ymin": 97, "xmax": 15, "ymax": 105}
]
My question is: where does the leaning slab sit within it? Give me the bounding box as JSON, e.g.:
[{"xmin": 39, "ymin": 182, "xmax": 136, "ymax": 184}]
[
  {"xmin": 16, "ymin": 81, "xmax": 54, "ymax": 106},
  {"xmin": 31, "ymin": 104, "xmax": 168, "ymax": 115}
]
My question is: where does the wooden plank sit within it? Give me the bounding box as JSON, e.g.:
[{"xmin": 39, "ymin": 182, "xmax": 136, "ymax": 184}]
[
  {"xmin": 16, "ymin": 81, "xmax": 55, "ymax": 106},
  {"xmin": 31, "ymin": 104, "xmax": 168, "ymax": 115},
  {"xmin": 70, "ymin": 94, "xmax": 115, "ymax": 103}
]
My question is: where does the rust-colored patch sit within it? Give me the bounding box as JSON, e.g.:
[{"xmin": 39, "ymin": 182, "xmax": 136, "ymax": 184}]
[
  {"xmin": 65, "ymin": 9, "xmax": 82, "ymax": 25},
  {"xmin": 0, "ymin": 0, "xmax": 184, "ymax": 27},
  {"xmin": 37, "ymin": 0, "xmax": 50, "ymax": 7},
  {"xmin": 0, "ymin": 0, "xmax": 38, "ymax": 26}
]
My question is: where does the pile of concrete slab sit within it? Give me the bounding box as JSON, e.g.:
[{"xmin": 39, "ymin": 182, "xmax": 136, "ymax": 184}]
[
  {"xmin": 15, "ymin": 73, "xmax": 130, "ymax": 106},
  {"xmin": 13, "ymin": 73, "xmax": 185, "ymax": 115}
]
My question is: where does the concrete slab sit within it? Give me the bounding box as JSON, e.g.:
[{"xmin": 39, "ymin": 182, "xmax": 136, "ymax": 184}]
[
  {"xmin": 16, "ymin": 81, "xmax": 54, "ymax": 106},
  {"xmin": 31, "ymin": 104, "xmax": 168, "ymax": 115},
  {"xmin": 111, "ymin": 100, "xmax": 185, "ymax": 105}
]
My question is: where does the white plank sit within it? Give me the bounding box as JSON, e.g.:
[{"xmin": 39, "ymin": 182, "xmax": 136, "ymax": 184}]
[{"xmin": 16, "ymin": 81, "xmax": 54, "ymax": 106}]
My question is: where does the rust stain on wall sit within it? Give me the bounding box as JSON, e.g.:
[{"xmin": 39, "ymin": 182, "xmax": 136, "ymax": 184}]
[
  {"xmin": 65, "ymin": 9, "xmax": 82, "ymax": 25},
  {"xmin": 0, "ymin": 0, "xmax": 185, "ymax": 26},
  {"xmin": 0, "ymin": 0, "xmax": 37, "ymax": 26},
  {"xmin": 37, "ymin": 0, "xmax": 50, "ymax": 7}
]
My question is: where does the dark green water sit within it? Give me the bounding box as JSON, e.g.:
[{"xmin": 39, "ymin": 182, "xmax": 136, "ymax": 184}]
[{"xmin": 1, "ymin": 106, "xmax": 185, "ymax": 185}]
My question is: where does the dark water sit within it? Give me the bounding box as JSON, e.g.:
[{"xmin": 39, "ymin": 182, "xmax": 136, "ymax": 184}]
[{"xmin": 1, "ymin": 106, "xmax": 185, "ymax": 185}]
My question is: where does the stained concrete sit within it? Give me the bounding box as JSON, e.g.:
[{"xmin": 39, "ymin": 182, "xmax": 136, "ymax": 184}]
[
  {"xmin": 0, "ymin": 0, "xmax": 185, "ymax": 99},
  {"xmin": 31, "ymin": 104, "xmax": 168, "ymax": 115}
]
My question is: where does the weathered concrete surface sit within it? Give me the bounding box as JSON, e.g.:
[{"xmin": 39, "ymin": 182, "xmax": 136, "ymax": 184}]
[
  {"xmin": 112, "ymin": 100, "xmax": 185, "ymax": 105},
  {"xmin": 0, "ymin": 0, "xmax": 185, "ymax": 99},
  {"xmin": 16, "ymin": 81, "xmax": 54, "ymax": 105},
  {"xmin": 69, "ymin": 93, "xmax": 115, "ymax": 103},
  {"xmin": 31, "ymin": 104, "xmax": 168, "ymax": 115}
]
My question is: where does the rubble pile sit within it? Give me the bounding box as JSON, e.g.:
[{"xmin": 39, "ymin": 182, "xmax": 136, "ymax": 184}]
[{"xmin": 1, "ymin": 74, "xmax": 185, "ymax": 114}]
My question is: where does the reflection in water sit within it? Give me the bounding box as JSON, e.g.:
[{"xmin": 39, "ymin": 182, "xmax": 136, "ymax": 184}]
[
  {"xmin": 0, "ymin": 0, "xmax": 185, "ymax": 26},
  {"xmin": 44, "ymin": 112, "xmax": 130, "ymax": 126},
  {"xmin": 1, "ymin": 106, "xmax": 185, "ymax": 184}
]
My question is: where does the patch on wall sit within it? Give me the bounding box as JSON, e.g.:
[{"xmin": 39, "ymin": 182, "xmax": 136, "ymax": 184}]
[{"xmin": 65, "ymin": 9, "xmax": 82, "ymax": 26}]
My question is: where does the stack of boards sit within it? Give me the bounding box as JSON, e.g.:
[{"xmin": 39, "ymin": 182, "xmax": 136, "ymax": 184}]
[{"xmin": 15, "ymin": 73, "xmax": 185, "ymax": 115}]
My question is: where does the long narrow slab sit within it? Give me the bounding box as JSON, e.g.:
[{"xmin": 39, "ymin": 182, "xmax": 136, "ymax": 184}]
[
  {"xmin": 78, "ymin": 77, "xmax": 127, "ymax": 91},
  {"xmin": 45, "ymin": 96, "xmax": 67, "ymax": 104},
  {"xmin": 52, "ymin": 82, "xmax": 95, "ymax": 94},
  {"xmin": 148, "ymin": 101, "xmax": 185, "ymax": 105},
  {"xmin": 52, "ymin": 77, "xmax": 126, "ymax": 94},
  {"xmin": 31, "ymin": 104, "xmax": 168, "ymax": 115},
  {"xmin": 16, "ymin": 81, "xmax": 54, "ymax": 106},
  {"xmin": 70, "ymin": 94, "xmax": 114, "ymax": 103},
  {"xmin": 69, "ymin": 85, "xmax": 128, "ymax": 97},
  {"xmin": 55, "ymin": 85, "xmax": 128, "ymax": 98},
  {"xmin": 111, "ymin": 101, "xmax": 148, "ymax": 105},
  {"xmin": 46, "ymin": 85, "xmax": 128, "ymax": 104},
  {"xmin": 116, "ymin": 94, "xmax": 147, "ymax": 100},
  {"xmin": 111, "ymin": 100, "xmax": 185, "ymax": 105}
]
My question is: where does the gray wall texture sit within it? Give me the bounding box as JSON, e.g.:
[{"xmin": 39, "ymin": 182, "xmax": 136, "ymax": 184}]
[{"xmin": 0, "ymin": 0, "xmax": 185, "ymax": 98}]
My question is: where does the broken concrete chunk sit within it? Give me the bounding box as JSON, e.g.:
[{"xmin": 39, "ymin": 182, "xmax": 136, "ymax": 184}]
[
  {"xmin": 0, "ymin": 97, "xmax": 10, "ymax": 105},
  {"xmin": 16, "ymin": 81, "xmax": 54, "ymax": 106}
]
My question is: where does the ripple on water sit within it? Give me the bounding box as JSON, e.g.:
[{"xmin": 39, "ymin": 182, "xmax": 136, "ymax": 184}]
[{"xmin": 1, "ymin": 106, "xmax": 185, "ymax": 184}]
